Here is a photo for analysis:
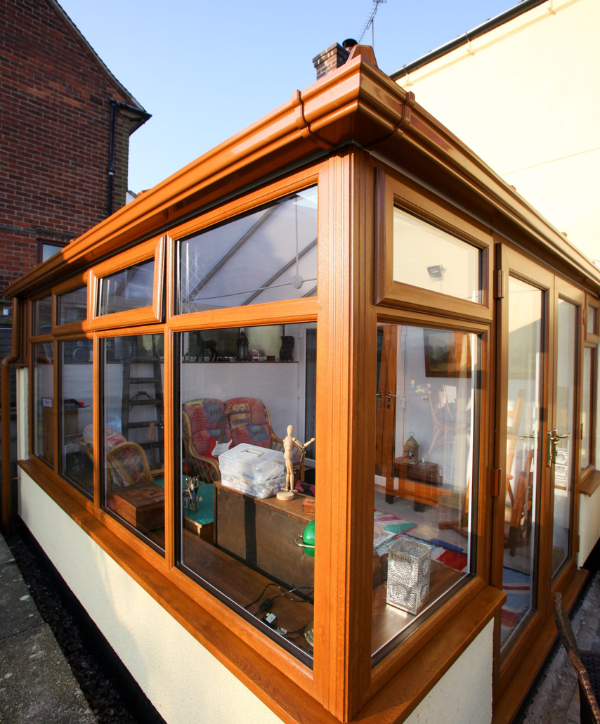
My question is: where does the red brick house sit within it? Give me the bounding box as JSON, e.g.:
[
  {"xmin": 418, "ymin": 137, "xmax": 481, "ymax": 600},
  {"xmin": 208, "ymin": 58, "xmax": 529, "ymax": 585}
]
[{"xmin": 0, "ymin": 0, "xmax": 150, "ymax": 298}]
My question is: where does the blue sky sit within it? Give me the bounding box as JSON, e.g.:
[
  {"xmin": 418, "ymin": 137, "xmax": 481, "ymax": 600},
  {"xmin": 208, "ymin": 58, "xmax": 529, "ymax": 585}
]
[{"xmin": 59, "ymin": 0, "xmax": 517, "ymax": 192}]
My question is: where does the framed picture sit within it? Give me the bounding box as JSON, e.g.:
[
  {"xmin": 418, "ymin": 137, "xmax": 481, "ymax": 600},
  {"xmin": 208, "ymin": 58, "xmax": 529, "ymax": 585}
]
[{"xmin": 424, "ymin": 330, "xmax": 472, "ymax": 378}]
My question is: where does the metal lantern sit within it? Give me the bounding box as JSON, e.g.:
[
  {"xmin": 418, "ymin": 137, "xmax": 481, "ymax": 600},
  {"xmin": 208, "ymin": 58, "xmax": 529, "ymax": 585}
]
[
  {"xmin": 386, "ymin": 537, "xmax": 431, "ymax": 615},
  {"xmin": 404, "ymin": 431, "xmax": 419, "ymax": 461},
  {"xmin": 236, "ymin": 329, "xmax": 249, "ymax": 361}
]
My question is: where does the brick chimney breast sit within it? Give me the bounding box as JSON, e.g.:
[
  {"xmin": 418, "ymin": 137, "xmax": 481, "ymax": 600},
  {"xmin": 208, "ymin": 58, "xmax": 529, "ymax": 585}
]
[{"xmin": 312, "ymin": 43, "xmax": 349, "ymax": 80}]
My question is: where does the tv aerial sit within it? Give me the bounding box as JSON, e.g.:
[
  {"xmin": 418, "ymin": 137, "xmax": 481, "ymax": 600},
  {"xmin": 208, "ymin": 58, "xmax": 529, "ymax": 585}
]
[{"xmin": 358, "ymin": 0, "xmax": 387, "ymax": 49}]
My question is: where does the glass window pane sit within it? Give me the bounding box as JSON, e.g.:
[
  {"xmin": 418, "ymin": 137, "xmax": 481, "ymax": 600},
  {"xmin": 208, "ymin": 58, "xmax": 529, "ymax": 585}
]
[
  {"xmin": 179, "ymin": 187, "xmax": 318, "ymax": 314},
  {"xmin": 102, "ymin": 334, "xmax": 164, "ymax": 551},
  {"xmin": 552, "ymin": 300, "xmax": 577, "ymax": 577},
  {"xmin": 393, "ymin": 207, "xmax": 482, "ymax": 303},
  {"xmin": 179, "ymin": 323, "xmax": 316, "ymax": 664},
  {"xmin": 60, "ymin": 341, "xmax": 93, "ymax": 497},
  {"xmin": 58, "ymin": 286, "xmax": 87, "ymax": 325},
  {"xmin": 34, "ymin": 343, "xmax": 54, "ymax": 466},
  {"xmin": 372, "ymin": 323, "xmax": 478, "ymax": 663},
  {"xmin": 98, "ymin": 259, "xmax": 155, "ymax": 316},
  {"xmin": 34, "ymin": 295, "xmax": 52, "ymax": 335},
  {"xmin": 42, "ymin": 243, "xmax": 62, "ymax": 262},
  {"xmin": 582, "ymin": 347, "xmax": 593, "ymax": 469},
  {"xmin": 588, "ymin": 305, "xmax": 598, "ymax": 336},
  {"xmin": 501, "ymin": 276, "xmax": 543, "ymax": 652}
]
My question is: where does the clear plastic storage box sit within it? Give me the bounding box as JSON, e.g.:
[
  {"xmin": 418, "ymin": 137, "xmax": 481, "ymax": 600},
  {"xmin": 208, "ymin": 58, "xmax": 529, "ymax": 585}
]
[{"xmin": 218, "ymin": 443, "xmax": 286, "ymax": 498}]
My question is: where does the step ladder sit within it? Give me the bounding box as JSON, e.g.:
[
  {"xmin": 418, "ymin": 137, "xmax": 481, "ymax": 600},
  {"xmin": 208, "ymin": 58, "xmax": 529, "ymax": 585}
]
[{"xmin": 121, "ymin": 338, "xmax": 163, "ymax": 469}]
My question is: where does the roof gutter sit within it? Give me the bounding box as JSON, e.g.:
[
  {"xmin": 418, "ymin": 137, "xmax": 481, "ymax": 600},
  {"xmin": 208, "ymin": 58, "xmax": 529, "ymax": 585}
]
[
  {"xmin": 2, "ymin": 298, "xmax": 21, "ymax": 537},
  {"xmin": 390, "ymin": 0, "xmax": 549, "ymax": 80}
]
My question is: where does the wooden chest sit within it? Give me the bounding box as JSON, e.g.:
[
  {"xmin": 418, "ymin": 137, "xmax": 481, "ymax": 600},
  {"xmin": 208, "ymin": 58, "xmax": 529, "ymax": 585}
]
[
  {"xmin": 215, "ymin": 484, "xmax": 315, "ymax": 592},
  {"xmin": 393, "ymin": 457, "xmax": 440, "ymax": 485},
  {"xmin": 108, "ymin": 482, "xmax": 164, "ymax": 530}
]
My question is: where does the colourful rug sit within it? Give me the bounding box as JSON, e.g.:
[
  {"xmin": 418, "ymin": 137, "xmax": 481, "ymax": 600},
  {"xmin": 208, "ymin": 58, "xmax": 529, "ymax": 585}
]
[{"xmin": 501, "ymin": 568, "xmax": 531, "ymax": 638}]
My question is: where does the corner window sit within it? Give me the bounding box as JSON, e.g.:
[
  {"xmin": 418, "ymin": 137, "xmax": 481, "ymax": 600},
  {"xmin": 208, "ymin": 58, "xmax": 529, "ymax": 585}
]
[
  {"xmin": 372, "ymin": 322, "xmax": 478, "ymax": 662},
  {"xmin": 179, "ymin": 187, "xmax": 318, "ymax": 314},
  {"xmin": 178, "ymin": 322, "xmax": 317, "ymax": 664}
]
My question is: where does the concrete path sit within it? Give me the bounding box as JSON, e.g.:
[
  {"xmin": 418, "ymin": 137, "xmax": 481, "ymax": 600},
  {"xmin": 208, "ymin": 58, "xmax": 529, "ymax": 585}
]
[
  {"xmin": 518, "ymin": 572, "xmax": 600, "ymax": 723},
  {"xmin": 0, "ymin": 533, "xmax": 95, "ymax": 724}
]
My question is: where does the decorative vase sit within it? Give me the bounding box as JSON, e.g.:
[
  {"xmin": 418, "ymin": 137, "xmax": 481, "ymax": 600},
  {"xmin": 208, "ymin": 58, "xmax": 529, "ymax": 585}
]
[
  {"xmin": 386, "ymin": 537, "xmax": 430, "ymax": 615},
  {"xmin": 279, "ymin": 335, "xmax": 294, "ymax": 361}
]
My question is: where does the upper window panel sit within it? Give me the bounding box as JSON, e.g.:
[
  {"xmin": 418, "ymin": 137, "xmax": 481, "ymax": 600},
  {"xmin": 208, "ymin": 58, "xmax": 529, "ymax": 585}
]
[
  {"xmin": 179, "ymin": 187, "xmax": 318, "ymax": 314},
  {"xmin": 393, "ymin": 207, "xmax": 482, "ymax": 304},
  {"xmin": 98, "ymin": 259, "xmax": 155, "ymax": 316},
  {"xmin": 58, "ymin": 286, "xmax": 87, "ymax": 325},
  {"xmin": 34, "ymin": 295, "xmax": 52, "ymax": 335}
]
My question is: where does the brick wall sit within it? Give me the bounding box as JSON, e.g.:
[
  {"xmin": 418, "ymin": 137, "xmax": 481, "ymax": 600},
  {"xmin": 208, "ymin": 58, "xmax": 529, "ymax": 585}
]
[
  {"xmin": 312, "ymin": 43, "xmax": 350, "ymax": 80},
  {"xmin": 0, "ymin": 0, "xmax": 145, "ymax": 293}
]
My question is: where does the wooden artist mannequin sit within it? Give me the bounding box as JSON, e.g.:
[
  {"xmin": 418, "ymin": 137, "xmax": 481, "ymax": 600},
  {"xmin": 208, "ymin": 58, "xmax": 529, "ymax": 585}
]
[{"xmin": 277, "ymin": 424, "xmax": 315, "ymax": 501}]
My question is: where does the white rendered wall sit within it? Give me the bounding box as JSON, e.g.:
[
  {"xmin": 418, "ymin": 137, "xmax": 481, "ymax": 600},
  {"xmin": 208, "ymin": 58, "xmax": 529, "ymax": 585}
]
[
  {"xmin": 396, "ymin": 0, "xmax": 600, "ymax": 263},
  {"xmin": 578, "ymin": 488, "xmax": 600, "ymax": 567},
  {"xmin": 18, "ymin": 471, "xmax": 283, "ymax": 724},
  {"xmin": 405, "ymin": 620, "xmax": 493, "ymax": 724}
]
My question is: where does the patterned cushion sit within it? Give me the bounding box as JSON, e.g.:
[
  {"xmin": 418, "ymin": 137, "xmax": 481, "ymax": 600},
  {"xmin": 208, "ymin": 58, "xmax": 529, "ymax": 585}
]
[
  {"xmin": 82, "ymin": 424, "xmax": 126, "ymax": 449},
  {"xmin": 191, "ymin": 427, "xmax": 231, "ymax": 456},
  {"xmin": 224, "ymin": 398, "xmax": 267, "ymax": 430},
  {"xmin": 231, "ymin": 423, "xmax": 271, "ymax": 449},
  {"xmin": 183, "ymin": 399, "xmax": 229, "ymax": 455}
]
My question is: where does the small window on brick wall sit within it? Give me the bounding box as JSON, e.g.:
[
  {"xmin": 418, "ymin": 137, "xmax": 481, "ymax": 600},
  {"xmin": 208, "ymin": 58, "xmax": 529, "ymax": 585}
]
[{"xmin": 38, "ymin": 240, "xmax": 67, "ymax": 264}]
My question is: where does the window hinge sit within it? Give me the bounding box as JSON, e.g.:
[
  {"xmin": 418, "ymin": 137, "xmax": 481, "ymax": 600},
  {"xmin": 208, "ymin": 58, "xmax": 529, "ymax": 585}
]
[
  {"xmin": 581, "ymin": 422, "xmax": 584, "ymax": 440},
  {"xmin": 576, "ymin": 534, "xmax": 580, "ymax": 554},
  {"xmin": 492, "ymin": 468, "xmax": 502, "ymax": 497},
  {"xmin": 494, "ymin": 270, "xmax": 504, "ymax": 299}
]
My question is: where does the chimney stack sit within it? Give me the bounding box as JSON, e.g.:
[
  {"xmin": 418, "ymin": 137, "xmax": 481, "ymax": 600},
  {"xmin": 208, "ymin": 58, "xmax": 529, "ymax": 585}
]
[{"xmin": 312, "ymin": 39, "xmax": 357, "ymax": 80}]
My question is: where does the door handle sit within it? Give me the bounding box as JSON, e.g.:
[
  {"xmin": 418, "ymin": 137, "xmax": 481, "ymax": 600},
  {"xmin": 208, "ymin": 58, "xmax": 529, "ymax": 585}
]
[
  {"xmin": 547, "ymin": 429, "xmax": 570, "ymax": 466},
  {"xmin": 387, "ymin": 392, "xmax": 397, "ymax": 409},
  {"xmin": 376, "ymin": 391, "xmax": 382, "ymax": 409}
]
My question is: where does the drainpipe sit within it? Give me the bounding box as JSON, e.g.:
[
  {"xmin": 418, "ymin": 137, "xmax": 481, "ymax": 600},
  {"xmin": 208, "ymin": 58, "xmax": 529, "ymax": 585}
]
[{"xmin": 2, "ymin": 298, "xmax": 21, "ymax": 537}]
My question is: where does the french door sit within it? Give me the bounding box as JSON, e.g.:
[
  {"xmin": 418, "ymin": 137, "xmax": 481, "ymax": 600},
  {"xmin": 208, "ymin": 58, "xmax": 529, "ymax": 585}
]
[{"xmin": 492, "ymin": 244, "xmax": 583, "ymax": 696}]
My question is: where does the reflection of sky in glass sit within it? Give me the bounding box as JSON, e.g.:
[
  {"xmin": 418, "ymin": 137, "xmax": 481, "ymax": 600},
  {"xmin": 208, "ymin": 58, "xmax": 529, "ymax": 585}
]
[
  {"xmin": 393, "ymin": 207, "xmax": 481, "ymax": 303},
  {"xmin": 98, "ymin": 259, "xmax": 155, "ymax": 316},
  {"xmin": 179, "ymin": 187, "xmax": 318, "ymax": 313}
]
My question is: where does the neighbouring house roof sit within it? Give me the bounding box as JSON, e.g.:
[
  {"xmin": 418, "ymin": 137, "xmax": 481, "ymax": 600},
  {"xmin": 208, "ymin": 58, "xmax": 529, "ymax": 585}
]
[
  {"xmin": 47, "ymin": 0, "xmax": 151, "ymax": 132},
  {"xmin": 390, "ymin": 0, "xmax": 548, "ymax": 80}
]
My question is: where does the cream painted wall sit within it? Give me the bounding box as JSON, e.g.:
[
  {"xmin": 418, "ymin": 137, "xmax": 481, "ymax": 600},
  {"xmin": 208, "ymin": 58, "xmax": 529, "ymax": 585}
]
[
  {"xmin": 397, "ymin": 0, "xmax": 600, "ymax": 262},
  {"xmin": 405, "ymin": 620, "xmax": 493, "ymax": 724},
  {"xmin": 18, "ymin": 471, "xmax": 283, "ymax": 724},
  {"xmin": 578, "ymin": 488, "xmax": 600, "ymax": 567}
]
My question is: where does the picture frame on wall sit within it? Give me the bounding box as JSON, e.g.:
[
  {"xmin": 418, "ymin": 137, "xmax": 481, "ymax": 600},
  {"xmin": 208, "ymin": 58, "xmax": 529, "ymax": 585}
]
[{"xmin": 424, "ymin": 329, "xmax": 472, "ymax": 378}]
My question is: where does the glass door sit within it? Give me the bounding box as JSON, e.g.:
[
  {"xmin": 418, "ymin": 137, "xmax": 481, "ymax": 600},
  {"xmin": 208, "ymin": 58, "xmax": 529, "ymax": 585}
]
[
  {"xmin": 492, "ymin": 245, "xmax": 553, "ymax": 687},
  {"xmin": 550, "ymin": 280, "xmax": 584, "ymax": 581}
]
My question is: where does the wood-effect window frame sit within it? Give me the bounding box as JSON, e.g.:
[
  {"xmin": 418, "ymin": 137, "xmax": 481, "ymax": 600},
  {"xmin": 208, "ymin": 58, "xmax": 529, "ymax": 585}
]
[
  {"xmin": 89, "ymin": 234, "xmax": 167, "ymax": 332},
  {"xmin": 19, "ymin": 152, "xmax": 505, "ymax": 724},
  {"xmin": 375, "ymin": 168, "xmax": 494, "ymax": 324}
]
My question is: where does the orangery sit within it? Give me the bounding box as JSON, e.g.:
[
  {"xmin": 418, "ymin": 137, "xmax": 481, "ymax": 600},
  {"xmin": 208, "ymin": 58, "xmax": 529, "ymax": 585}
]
[{"xmin": 2, "ymin": 45, "xmax": 599, "ymax": 724}]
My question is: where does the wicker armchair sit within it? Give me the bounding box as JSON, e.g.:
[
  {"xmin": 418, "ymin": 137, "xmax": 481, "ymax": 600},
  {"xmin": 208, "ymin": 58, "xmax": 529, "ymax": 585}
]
[
  {"xmin": 107, "ymin": 441, "xmax": 164, "ymax": 487},
  {"xmin": 554, "ymin": 592, "xmax": 600, "ymax": 724},
  {"xmin": 182, "ymin": 397, "xmax": 305, "ymax": 484}
]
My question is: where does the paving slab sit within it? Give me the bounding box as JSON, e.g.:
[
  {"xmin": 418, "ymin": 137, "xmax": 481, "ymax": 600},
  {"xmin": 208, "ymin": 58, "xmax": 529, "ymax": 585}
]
[
  {"xmin": 0, "ymin": 535, "xmax": 43, "ymax": 642},
  {"xmin": 0, "ymin": 624, "xmax": 96, "ymax": 724}
]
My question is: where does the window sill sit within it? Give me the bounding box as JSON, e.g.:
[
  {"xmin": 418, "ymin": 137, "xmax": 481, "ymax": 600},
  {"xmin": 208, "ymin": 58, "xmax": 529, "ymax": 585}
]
[
  {"xmin": 19, "ymin": 458, "xmax": 505, "ymax": 724},
  {"xmin": 580, "ymin": 470, "xmax": 600, "ymax": 497}
]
